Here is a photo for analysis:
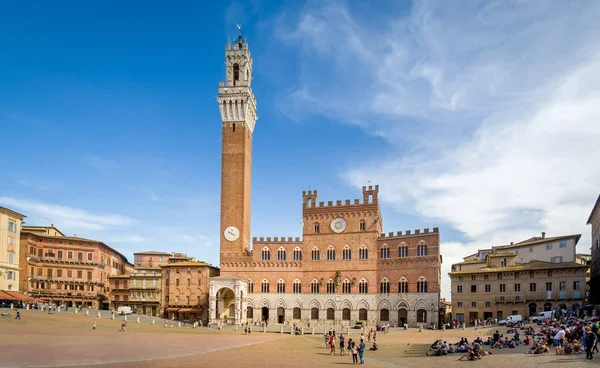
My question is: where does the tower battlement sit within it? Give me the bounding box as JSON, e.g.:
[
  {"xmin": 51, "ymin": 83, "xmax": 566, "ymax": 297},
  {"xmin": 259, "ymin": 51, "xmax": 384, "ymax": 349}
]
[
  {"xmin": 252, "ymin": 237, "xmax": 302, "ymax": 244},
  {"xmin": 379, "ymin": 227, "xmax": 439, "ymax": 239},
  {"xmin": 302, "ymin": 186, "xmax": 380, "ymax": 209}
]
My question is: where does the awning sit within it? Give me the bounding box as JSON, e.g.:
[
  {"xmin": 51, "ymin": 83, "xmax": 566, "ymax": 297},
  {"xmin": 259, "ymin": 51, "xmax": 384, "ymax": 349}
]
[
  {"xmin": 0, "ymin": 291, "xmax": 32, "ymax": 301},
  {"xmin": 165, "ymin": 308, "xmax": 180, "ymax": 312},
  {"xmin": 177, "ymin": 308, "xmax": 202, "ymax": 313}
]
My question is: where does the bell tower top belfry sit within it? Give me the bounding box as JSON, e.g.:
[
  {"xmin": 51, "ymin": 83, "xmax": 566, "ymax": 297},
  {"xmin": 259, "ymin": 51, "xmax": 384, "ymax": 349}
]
[
  {"xmin": 218, "ymin": 30, "xmax": 257, "ymax": 270},
  {"xmin": 217, "ymin": 33, "xmax": 257, "ymax": 133}
]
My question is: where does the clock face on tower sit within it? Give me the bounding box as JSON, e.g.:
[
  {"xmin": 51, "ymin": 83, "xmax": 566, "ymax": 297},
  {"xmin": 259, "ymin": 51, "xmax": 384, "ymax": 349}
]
[
  {"xmin": 224, "ymin": 226, "xmax": 240, "ymax": 242},
  {"xmin": 330, "ymin": 217, "xmax": 347, "ymax": 233}
]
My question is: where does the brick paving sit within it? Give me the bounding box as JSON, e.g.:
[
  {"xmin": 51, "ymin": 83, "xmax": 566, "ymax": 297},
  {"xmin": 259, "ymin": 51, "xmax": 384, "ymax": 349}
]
[{"xmin": 1, "ymin": 310, "xmax": 598, "ymax": 367}]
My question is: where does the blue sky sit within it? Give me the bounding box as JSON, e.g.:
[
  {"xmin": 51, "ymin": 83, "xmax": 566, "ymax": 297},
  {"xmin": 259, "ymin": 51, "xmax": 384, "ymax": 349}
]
[{"xmin": 2, "ymin": 1, "xmax": 600, "ymax": 300}]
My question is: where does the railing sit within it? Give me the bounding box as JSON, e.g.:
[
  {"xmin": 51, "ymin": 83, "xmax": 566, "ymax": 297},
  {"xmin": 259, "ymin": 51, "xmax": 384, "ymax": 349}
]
[
  {"xmin": 28, "ymin": 276, "xmax": 104, "ymax": 285},
  {"xmin": 28, "ymin": 255, "xmax": 105, "ymax": 267}
]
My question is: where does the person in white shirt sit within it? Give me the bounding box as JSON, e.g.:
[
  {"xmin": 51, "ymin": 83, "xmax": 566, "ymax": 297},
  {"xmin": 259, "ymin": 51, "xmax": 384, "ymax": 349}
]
[{"xmin": 553, "ymin": 327, "xmax": 566, "ymax": 355}]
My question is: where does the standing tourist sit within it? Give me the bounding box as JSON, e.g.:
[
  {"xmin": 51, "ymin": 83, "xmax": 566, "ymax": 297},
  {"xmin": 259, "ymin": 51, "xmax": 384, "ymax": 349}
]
[{"xmin": 359, "ymin": 338, "xmax": 366, "ymax": 364}]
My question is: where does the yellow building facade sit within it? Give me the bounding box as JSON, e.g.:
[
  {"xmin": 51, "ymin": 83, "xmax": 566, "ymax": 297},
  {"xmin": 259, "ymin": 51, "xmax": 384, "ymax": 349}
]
[{"xmin": 0, "ymin": 206, "xmax": 26, "ymax": 291}]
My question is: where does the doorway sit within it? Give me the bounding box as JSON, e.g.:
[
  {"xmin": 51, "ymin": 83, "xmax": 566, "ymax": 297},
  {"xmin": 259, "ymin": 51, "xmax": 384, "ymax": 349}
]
[
  {"xmin": 528, "ymin": 303, "xmax": 537, "ymax": 317},
  {"xmin": 398, "ymin": 308, "xmax": 408, "ymax": 326},
  {"xmin": 277, "ymin": 307, "xmax": 285, "ymax": 324},
  {"xmin": 262, "ymin": 307, "xmax": 269, "ymax": 322}
]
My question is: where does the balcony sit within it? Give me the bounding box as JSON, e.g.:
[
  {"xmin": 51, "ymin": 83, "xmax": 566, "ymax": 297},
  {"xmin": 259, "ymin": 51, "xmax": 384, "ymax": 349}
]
[
  {"xmin": 28, "ymin": 276, "xmax": 105, "ymax": 286},
  {"xmin": 28, "ymin": 255, "xmax": 105, "ymax": 268}
]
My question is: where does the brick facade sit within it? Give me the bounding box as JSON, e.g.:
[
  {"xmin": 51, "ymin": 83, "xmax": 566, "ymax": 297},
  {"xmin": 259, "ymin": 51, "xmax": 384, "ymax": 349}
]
[
  {"xmin": 19, "ymin": 226, "xmax": 132, "ymax": 309},
  {"xmin": 210, "ymin": 37, "xmax": 441, "ymax": 327}
]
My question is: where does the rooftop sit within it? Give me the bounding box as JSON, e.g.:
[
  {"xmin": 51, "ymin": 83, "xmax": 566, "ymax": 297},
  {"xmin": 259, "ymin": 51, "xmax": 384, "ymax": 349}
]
[
  {"xmin": 0, "ymin": 206, "xmax": 26, "ymax": 219},
  {"xmin": 160, "ymin": 261, "xmax": 215, "ymax": 268},
  {"xmin": 449, "ymin": 260, "xmax": 588, "ymax": 275},
  {"xmin": 495, "ymin": 233, "xmax": 581, "ymax": 249},
  {"xmin": 588, "ymin": 194, "xmax": 600, "ymax": 225},
  {"xmin": 134, "ymin": 251, "xmax": 171, "ymax": 256}
]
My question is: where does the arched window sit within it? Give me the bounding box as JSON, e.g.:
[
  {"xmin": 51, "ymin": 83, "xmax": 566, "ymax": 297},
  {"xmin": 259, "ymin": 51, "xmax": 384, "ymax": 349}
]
[
  {"xmin": 327, "ymin": 246, "xmax": 335, "ymax": 261},
  {"xmin": 359, "ymin": 245, "xmax": 368, "ymax": 260},
  {"xmin": 359, "ymin": 279, "xmax": 368, "ymax": 294},
  {"xmin": 398, "ymin": 244, "xmax": 408, "ymax": 257},
  {"xmin": 312, "ymin": 247, "xmax": 320, "ymax": 261},
  {"xmin": 417, "ymin": 309, "xmax": 427, "ymax": 323},
  {"xmin": 261, "ymin": 247, "xmax": 271, "ymax": 261},
  {"xmin": 380, "ymin": 278, "xmax": 390, "ymax": 293},
  {"xmin": 311, "ymin": 279, "xmax": 320, "ymax": 293},
  {"xmin": 293, "ymin": 247, "xmax": 302, "ymax": 261},
  {"xmin": 261, "ymin": 279, "xmax": 270, "ymax": 293},
  {"xmin": 293, "ymin": 279, "xmax": 302, "ymax": 293},
  {"xmin": 359, "ymin": 220, "xmax": 366, "ymax": 231},
  {"xmin": 233, "ymin": 63, "xmax": 240, "ymax": 82},
  {"xmin": 398, "ymin": 278, "xmax": 408, "ymax": 293},
  {"xmin": 277, "ymin": 247, "xmax": 286, "ymax": 261},
  {"xmin": 342, "ymin": 279, "xmax": 351, "ymax": 293},
  {"xmin": 248, "ymin": 280, "xmax": 254, "ymax": 293},
  {"xmin": 417, "ymin": 243, "xmax": 428, "ymax": 256},
  {"xmin": 314, "ymin": 223, "xmax": 320, "ymax": 233},
  {"xmin": 311, "ymin": 307, "xmax": 319, "ymax": 319},
  {"xmin": 293, "ymin": 307, "xmax": 301, "ymax": 319},
  {"xmin": 342, "ymin": 245, "xmax": 351, "ymax": 260},
  {"xmin": 327, "ymin": 279, "xmax": 335, "ymax": 293},
  {"xmin": 277, "ymin": 279, "xmax": 286, "ymax": 293},
  {"xmin": 381, "ymin": 244, "xmax": 390, "ymax": 259},
  {"xmin": 327, "ymin": 308, "xmax": 335, "ymax": 320},
  {"xmin": 417, "ymin": 277, "xmax": 428, "ymax": 293}
]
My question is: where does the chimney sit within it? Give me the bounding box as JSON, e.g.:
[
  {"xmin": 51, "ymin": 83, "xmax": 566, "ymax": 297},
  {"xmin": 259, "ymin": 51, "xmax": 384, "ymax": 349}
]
[
  {"xmin": 541, "ymin": 232, "xmax": 546, "ymax": 239},
  {"xmin": 51, "ymin": 224, "xmax": 54, "ymax": 227},
  {"xmin": 510, "ymin": 242, "xmax": 513, "ymax": 245},
  {"xmin": 73, "ymin": 234, "xmax": 77, "ymax": 237}
]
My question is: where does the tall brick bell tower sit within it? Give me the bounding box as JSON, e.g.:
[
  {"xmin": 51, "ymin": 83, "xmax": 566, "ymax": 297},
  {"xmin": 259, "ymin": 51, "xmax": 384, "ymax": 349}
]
[{"xmin": 217, "ymin": 34, "xmax": 257, "ymax": 270}]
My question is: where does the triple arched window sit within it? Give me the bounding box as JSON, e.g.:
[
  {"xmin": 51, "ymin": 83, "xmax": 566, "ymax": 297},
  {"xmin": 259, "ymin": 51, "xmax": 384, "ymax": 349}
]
[
  {"xmin": 380, "ymin": 278, "xmax": 390, "ymax": 293},
  {"xmin": 312, "ymin": 247, "xmax": 320, "ymax": 261},
  {"xmin": 342, "ymin": 279, "xmax": 351, "ymax": 293},
  {"xmin": 342, "ymin": 245, "xmax": 351, "ymax": 260},
  {"xmin": 293, "ymin": 279, "xmax": 302, "ymax": 293},
  {"xmin": 277, "ymin": 247, "xmax": 286, "ymax": 261},
  {"xmin": 398, "ymin": 245, "xmax": 408, "ymax": 257},
  {"xmin": 277, "ymin": 279, "xmax": 286, "ymax": 293},
  {"xmin": 359, "ymin": 279, "xmax": 368, "ymax": 294},
  {"xmin": 261, "ymin": 279, "xmax": 270, "ymax": 293},
  {"xmin": 359, "ymin": 245, "xmax": 368, "ymax": 260},
  {"xmin": 327, "ymin": 246, "xmax": 336, "ymax": 261},
  {"xmin": 398, "ymin": 278, "xmax": 408, "ymax": 293},
  {"xmin": 248, "ymin": 280, "xmax": 254, "ymax": 293},
  {"xmin": 311, "ymin": 279, "xmax": 320, "ymax": 293},
  {"xmin": 293, "ymin": 247, "xmax": 302, "ymax": 261},
  {"xmin": 417, "ymin": 243, "xmax": 428, "ymax": 256},
  {"xmin": 417, "ymin": 277, "xmax": 428, "ymax": 293},
  {"xmin": 261, "ymin": 247, "xmax": 270, "ymax": 261},
  {"xmin": 327, "ymin": 279, "xmax": 335, "ymax": 293},
  {"xmin": 381, "ymin": 245, "xmax": 390, "ymax": 259}
]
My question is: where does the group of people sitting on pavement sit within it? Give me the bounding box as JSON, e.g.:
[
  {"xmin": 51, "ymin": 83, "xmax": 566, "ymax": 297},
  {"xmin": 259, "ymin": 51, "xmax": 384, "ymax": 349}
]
[{"xmin": 427, "ymin": 337, "xmax": 493, "ymax": 360}]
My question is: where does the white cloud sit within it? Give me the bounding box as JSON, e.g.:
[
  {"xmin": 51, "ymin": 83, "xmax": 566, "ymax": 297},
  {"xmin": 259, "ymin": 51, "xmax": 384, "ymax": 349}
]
[
  {"xmin": 0, "ymin": 197, "xmax": 136, "ymax": 231},
  {"xmin": 277, "ymin": 0, "xmax": 600, "ymax": 300},
  {"xmin": 85, "ymin": 155, "xmax": 119, "ymax": 176}
]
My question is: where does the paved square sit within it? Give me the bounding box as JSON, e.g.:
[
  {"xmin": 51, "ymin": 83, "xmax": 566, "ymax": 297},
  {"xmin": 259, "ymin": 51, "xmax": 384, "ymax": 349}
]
[{"xmin": 1, "ymin": 311, "xmax": 598, "ymax": 367}]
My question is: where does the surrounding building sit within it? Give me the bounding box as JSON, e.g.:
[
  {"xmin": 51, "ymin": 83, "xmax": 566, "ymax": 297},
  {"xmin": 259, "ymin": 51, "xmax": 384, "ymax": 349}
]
[
  {"xmin": 162, "ymin": 261, "xmax": 219, "ymax": 323},
  {"xmin": 455, "ymin": 232, "xmax": 581, "ymax": 270},
  {"xmin": 108, "ymin": 251, "xmax": 171, "ymax": 316},
  {"xmin": 208, "ymin": 36, "xmax": 442, "ymax": 328},
  {"xmin": 0, "ymin": 206, "xmax": 26, "ymax": 291},
  {"xmin": 450, "ymin": 247, "xmax": 588, "ymax": 325},
  {"xmin": 588, "ymin": 194, "xmax": 600, "ymax": 305},
  {"xmin": 19, "ymin": 225, "xmax": 133, "ymax": 308}
]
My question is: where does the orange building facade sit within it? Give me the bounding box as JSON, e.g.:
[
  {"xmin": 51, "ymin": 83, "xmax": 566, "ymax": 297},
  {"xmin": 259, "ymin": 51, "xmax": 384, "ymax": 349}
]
[
  {"xmin": 209, "ymin": 37, "xmax": 441, "ymax": 327},
  {"xmin": 162, "ymin": 261, "xmax": 219, "ymax": 323},
  {"xmin": 19, "ymin": 225, "xmax": 133, "ymax": 309}
]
